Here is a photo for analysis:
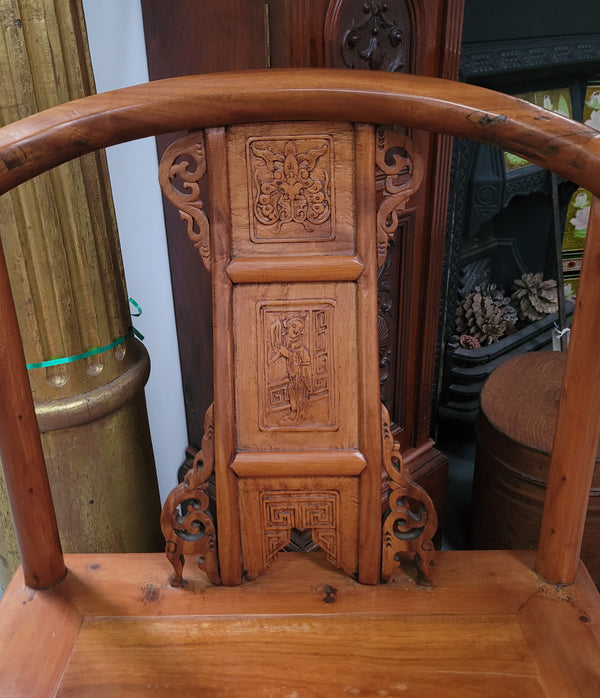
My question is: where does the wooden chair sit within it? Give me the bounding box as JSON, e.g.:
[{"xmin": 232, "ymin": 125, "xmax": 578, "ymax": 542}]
[{"xmin": 0, "ymin": 70, "xmax": 599, "ymax": 697}]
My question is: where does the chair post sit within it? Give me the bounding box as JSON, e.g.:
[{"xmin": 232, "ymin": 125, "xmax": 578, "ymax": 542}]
[
  {"xmin": 536, "ymin": 197, "xmax": 600, "ymax": 585},
  {"xmin": 0, "ymin": 240, "xmax": 65, "ymax": 590}
]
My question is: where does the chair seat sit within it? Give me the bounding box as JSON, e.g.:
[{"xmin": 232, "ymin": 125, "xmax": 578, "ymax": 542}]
[{"xmin": 1, "ymin": 550, "xmax": 598, "ymax": 697}]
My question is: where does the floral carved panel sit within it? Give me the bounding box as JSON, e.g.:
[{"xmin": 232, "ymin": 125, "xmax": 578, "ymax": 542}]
[
  {"xmin": 247, "ymin": 135, "xmax": 334, "ymax": 241},
  {"xmin": 229, "ymin": 122, "xmax": 356, "ymax": 258}
]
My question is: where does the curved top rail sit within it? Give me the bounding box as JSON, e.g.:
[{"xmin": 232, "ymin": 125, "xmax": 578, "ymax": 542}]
[{"xmin": 0, "ymin": 69, "xmax": 599, "ymax": 198}]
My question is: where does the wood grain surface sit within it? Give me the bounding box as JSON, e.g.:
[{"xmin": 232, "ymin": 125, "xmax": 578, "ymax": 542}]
[{"xmin": 0, "ymin": 551, "xmax": 598, "ymax": 697}]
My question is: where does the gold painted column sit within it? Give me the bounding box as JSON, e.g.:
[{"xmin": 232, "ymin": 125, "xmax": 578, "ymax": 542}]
[{"xmin": 0, "ymin": 0, "xmax": 162, "ymax": 588}]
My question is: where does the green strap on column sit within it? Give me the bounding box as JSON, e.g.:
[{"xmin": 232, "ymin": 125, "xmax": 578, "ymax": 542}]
[{"xmin": 26, "ymin": 298, "xmax": 144, "ymax": 370}]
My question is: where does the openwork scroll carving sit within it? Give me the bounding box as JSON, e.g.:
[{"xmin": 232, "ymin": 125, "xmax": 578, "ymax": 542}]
[
  {"xmin": 248, "ymin": 135, "xmax": 334, "ymax": 241},
  {"xmin": 381, "ymin": 404, "xmax": 437, "ymax": 585},
  {"xmin": 261, "ymin": 491, "xmax": 340, "ymax": 572},
  {"xmin": 161, "ymin": 404, "xmax": 219, "ymax": 587},
  {"xmin": 158, "ymin": 131, "xmax": 211, "ymax": 270},
  {"xmin": 375, "ymin": 128, "xmax": 423, "ymax": 267}
]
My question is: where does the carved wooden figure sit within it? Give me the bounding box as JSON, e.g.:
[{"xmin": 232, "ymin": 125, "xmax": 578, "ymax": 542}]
[{"xmin": 159, "ymin": 120, "xmax": 436, "ymax": 585}]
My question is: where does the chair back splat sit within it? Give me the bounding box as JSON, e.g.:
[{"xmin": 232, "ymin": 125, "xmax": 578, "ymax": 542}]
[
  {"xmin": 156, "ymin": 121, "xmax": 435, "ymax": 586},
  {"xmin": 1, "ymin": 70, "xmax": 600, "ymax": 697}
]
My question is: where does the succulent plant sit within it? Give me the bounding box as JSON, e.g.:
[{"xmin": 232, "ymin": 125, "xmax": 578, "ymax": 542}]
[{"xmin": 511, "ymin": 273, "xmax": 558, "ymax": 323}]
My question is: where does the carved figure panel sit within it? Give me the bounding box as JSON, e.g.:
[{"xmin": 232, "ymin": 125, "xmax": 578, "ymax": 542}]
[
  {"xmin": 228, "ymin": 122, "xmax": 356, "ymax": 257},
  {"xmin": 248, "ymin": 135, "xmax": 334, "ymax": 241},
  {"xmin": 258, "ymin": 301, "xmax": 336, "ymax": 430},
  {"xmin": 234, "ymin": 282, "xmax": 359, "ymax": 452}
]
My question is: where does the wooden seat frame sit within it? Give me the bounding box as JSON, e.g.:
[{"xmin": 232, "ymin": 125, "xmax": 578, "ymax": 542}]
[{"xmin": 0, "ymin": 70, "xmax": 599, "ymax": 696}]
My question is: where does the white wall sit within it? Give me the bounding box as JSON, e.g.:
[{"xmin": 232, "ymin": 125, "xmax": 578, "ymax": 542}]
[{"xmin": 82, "ymin": 0, "xmax": 187, "ymax": 502}]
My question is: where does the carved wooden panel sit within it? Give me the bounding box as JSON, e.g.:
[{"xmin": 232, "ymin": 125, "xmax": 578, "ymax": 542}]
[
  {"xmin": 225, "ymin": 122, "xmax": 374, "ymax": 582},
  {"xmin": 257, "ymin": 301, "xmax": 336, "ymax": 430},
  {"xmin": 238, "ymin": 476, "xmax": 360, "ymax": 580},
  {"xmin": 228, "ymin": 122, "xmax": 355, "ymax": 257},
  {"xmin": 234, "ymin": 283, "xmax": 358, "ymax": 451},
  {"xmin": 159, "ymin": 120, "xmax": 436, "ymax": 586},
  {"xmin": 143, "ymin": 2, "xmax": 463, "ymax": 536},
  {"xmin": 248, "ymin": 136, "xmax": 333, "ymax": 239}
]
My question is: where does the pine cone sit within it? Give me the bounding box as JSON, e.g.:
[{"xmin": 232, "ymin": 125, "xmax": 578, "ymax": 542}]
[
  {"xmin": 458, "ymin": 334, "xmax": 481, "ymax": 350},
  {"xmin": 456, "ymin": 291, "xmax": 510, "ymax": 345},
  {"xmin": 511, "ymin": 273, "xmax": 558, "ymax": 323},
  {"xmin": 474, "ymin": 283, "xmax": 518, "ymax": 330}
]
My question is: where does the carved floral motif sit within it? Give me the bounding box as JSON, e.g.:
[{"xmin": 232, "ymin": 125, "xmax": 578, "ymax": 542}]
[
  {"xmin": 375, "ymin": 128, "xmax": 423, "ymax": 267},
  {"xmin": 380, "ymin": 403, "xmax": 437, "ymax": 584},
  {"xmin": 248, "ymin": 136, "xmax": 333, "ymax": 240},
  {"xmin": 341, "ymin": 1, "xmax": 408, "ymax": 72},
  {"xmin": 158, "ymin": 132, "xmax": 211, "ymax": 271},
  {"xmin": 161, "ymin": 404, "xmax": 219, "ymax": 586}
]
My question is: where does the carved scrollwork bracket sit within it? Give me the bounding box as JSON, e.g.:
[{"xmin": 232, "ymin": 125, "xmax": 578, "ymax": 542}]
[
  {"xmin": 160, "ymin": 404, "xmax": 220, "ymax": 587},
  {"xmin": 375, "ymin": 128, "xmax": 423, "ymax": 267},
  {"xmin": 158, "ymin": 131, "xmax": 211, "ymax": 271},
  {"xmin": 380, "ymin": 403, "xmax": 437, "ymax": 585}
]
